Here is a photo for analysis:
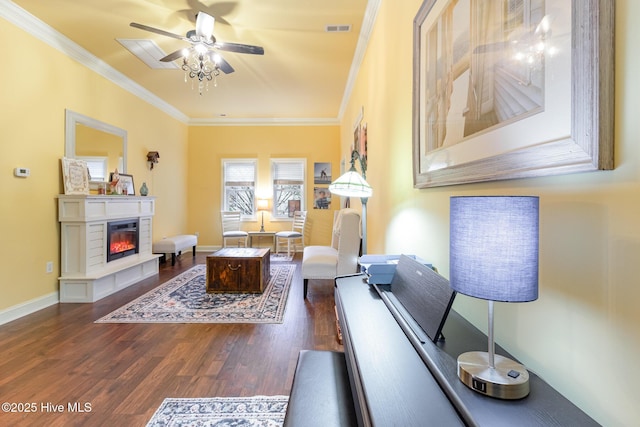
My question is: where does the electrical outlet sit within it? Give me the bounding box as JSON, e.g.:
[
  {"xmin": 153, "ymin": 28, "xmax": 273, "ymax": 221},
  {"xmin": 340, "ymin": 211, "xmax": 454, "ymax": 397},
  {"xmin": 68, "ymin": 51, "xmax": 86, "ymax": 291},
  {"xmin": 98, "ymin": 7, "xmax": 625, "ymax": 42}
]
[
  {"xmin": 46, "ymin": 261, "xmax": 53, "ymax": 273},
  {"xmin": 195, "ymin": 231, "xmax": 200, "ymax": 237}
]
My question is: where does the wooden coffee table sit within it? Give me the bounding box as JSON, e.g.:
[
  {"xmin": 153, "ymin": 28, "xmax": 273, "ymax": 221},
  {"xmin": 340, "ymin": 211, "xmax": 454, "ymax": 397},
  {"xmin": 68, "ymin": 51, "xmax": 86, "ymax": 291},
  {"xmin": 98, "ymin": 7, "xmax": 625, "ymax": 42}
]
[{"xmin": 206, "ymin": 247, "xmax": 270, "ymax": 293}]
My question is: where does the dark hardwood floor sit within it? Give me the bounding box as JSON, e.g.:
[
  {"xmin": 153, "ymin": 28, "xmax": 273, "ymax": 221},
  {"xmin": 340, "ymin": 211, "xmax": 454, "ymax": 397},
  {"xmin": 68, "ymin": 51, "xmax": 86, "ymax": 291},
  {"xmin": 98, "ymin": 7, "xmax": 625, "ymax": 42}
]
[{"xmin": 0, "ymin": 252, "xmax": 341, "ymax": 426}]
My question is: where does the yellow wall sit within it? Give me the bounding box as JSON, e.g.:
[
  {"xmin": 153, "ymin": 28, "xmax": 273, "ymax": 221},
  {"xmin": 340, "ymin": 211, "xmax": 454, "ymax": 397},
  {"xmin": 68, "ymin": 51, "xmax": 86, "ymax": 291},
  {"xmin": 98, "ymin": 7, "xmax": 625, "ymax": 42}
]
[
  {"xmin": 341, "ymin": 1, "xmax": 639, "ymax": 425},
  {"xmin": 2, "ymin": 1, "xmax": 638, "ymax": 424},
  {"xmin": 0, "ymin": 17, "xmax": 188, "ymax": 312},
  {"xmin": 187, "ymin": 125, "xmax": 341, "ymax": 248}
]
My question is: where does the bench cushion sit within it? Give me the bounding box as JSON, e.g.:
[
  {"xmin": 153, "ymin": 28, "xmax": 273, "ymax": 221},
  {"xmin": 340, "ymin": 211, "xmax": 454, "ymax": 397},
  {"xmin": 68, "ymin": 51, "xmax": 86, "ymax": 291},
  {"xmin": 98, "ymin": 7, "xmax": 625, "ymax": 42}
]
[
  {"xmin": 301, "ymin": 246, "xmax": 338, "ymax": 279},
  {"xmin": 152, "ymin": 235, "xmax": 197, "ymax": 253},
  {"xmin": 284, "ymin": 350, "xmax": 356, "ymax": 427}
]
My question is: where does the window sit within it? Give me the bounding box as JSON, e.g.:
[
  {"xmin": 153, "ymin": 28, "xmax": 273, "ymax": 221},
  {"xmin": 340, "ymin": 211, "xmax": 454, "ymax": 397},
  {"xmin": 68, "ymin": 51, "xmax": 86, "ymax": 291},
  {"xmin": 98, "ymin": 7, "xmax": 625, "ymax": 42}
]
[
  {"xmin": 78, "ymin": 156, "xmax": 108, "ymax": 181},
  {"xmin": 271, "ymin": 159, "xmax": 306, "ymax": 218},
  {"xmin": 222, "ymin": 159, "xmax": 256, "ymax": 217}
]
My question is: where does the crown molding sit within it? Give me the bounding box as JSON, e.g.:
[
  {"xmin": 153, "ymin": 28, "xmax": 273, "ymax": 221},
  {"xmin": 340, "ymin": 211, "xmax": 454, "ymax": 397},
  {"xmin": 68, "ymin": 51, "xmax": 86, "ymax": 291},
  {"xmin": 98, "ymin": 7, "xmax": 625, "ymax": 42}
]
[
  {"xmin": 188, "ymin": 117, "xmax": 340, "ymax": 126},
  {"xmin": 337, "ymin": 0, "xmax": 381, "ymax": 121},
  {"xmin": 1, "ymin": 0, "xmax": 378, "ymax": 127},
  {"xmin": 1, "ymin": 1, "xmax": 189, "ymax": 123}
]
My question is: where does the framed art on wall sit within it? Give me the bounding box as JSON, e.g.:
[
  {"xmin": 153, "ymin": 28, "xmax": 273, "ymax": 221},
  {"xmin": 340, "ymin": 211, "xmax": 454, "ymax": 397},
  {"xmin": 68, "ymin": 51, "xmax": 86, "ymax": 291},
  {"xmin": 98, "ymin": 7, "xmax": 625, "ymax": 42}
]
[
  {"xmin": 314, "ymin": 162, "xmax": 332, "ymax": 184},
  {"xmin": 412, "ymin": 0, "xmax": 614, "ymax": 188}
]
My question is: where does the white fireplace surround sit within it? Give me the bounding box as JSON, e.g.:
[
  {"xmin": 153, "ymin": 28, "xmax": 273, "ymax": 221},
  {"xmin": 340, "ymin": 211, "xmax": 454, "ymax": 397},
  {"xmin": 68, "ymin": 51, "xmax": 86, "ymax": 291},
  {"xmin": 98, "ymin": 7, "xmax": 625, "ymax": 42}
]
[{"xmin": 58, "ymin": 195, "xmax": 160, "ymax": 302}]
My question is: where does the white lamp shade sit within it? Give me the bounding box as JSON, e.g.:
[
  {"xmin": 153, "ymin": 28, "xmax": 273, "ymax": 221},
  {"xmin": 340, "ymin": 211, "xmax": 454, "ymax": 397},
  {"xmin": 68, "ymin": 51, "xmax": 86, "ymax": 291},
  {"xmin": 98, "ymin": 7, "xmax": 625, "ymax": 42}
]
[
  {"xmin": 257, "ymin": 199, "xmax": 270, "ymax": 211},
  {"xmin": 329, "ymin": 171, "xmax": 373, "ymax": 198},
  {"xmin": 450, "ymin": 196, "xmax": 539, "ymax": 303}
]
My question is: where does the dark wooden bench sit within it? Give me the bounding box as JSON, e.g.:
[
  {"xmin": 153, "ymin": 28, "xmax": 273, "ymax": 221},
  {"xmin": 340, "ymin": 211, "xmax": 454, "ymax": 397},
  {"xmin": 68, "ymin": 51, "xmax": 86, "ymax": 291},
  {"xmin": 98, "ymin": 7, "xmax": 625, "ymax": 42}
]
[{"xmin": 283, "ymin": 350, "xmax": 357, "ymax": 427}]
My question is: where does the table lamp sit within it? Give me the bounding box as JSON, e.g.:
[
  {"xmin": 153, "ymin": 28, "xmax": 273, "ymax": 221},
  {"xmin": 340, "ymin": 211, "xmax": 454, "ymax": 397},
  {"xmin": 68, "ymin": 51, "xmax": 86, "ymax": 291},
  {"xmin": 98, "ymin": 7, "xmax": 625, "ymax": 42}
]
[
  {"xmin": 449, "ymin": 196, "xmax": 539, "ymax": 400},
  {"xmin": 257, "ymin": 198, "xmax": 270, "ymax": 232}
]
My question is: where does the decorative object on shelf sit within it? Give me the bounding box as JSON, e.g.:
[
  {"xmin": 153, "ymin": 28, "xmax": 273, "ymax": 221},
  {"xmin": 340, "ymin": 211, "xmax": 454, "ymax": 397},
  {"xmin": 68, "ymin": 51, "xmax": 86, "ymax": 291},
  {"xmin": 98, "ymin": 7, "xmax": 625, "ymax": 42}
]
[
  {"xmin": 449, "ymin": 196, "xmax": 539, "ymax": 400},
  {"xmin": 139, "ymin": 182, "xmax": 149, "ymax": 196},
  {"xmin": 146, "ymin": 151, "xmax": 160, "ymax": 170},
  {"xmin": 329, "ymin": 125, "xmax": 371, "ymax": 254},
  {"xmin": 61, "ymin": 157, "xmax": 90, "ymax": 195},
  {"xmin": 257, "ymin": 198, "xmax": 270, "ymax": 232},
  {"xmin": 110, "ymin": 172, "xmax": 135, "ymax": 196}
]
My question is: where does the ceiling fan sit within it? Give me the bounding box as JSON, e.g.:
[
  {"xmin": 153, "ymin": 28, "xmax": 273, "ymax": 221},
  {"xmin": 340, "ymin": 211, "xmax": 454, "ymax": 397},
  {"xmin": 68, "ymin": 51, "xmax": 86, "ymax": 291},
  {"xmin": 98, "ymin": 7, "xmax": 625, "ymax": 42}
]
[{"xmin": 130, "ymin": 11, "xmax": 264, "ymax": 76}]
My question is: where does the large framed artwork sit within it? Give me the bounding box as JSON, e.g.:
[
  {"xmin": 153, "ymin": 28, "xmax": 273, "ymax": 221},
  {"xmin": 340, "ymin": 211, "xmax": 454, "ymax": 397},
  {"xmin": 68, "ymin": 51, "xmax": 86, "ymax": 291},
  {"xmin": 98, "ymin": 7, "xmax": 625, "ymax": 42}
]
[{"xmin": 412, "ymin": 0, "xmax": 614, "ymax": 188}]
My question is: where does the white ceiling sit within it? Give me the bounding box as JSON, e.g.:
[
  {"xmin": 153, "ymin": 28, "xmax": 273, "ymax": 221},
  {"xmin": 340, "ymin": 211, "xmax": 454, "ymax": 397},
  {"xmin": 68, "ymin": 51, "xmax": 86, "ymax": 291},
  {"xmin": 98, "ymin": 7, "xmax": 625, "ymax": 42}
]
[{"xmin": 5, "ymin": 0, "xmax": 377, "ymax": 124}]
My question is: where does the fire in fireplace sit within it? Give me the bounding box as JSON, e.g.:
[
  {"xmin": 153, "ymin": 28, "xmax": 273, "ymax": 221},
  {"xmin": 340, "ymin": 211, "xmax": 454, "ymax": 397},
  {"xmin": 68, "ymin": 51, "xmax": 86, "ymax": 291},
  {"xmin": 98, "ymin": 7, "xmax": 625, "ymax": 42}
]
[{"xmin": 107, "ymin": 219, "xmax": 139, "ymax": 262}]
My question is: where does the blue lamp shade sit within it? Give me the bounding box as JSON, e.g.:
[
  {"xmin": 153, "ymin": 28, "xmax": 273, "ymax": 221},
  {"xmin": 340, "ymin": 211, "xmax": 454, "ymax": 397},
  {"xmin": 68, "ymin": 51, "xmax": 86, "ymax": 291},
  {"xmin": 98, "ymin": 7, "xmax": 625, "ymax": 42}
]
[{"xmin": 450, "ymin": 196, "xmax": 539, "ymax": 303}]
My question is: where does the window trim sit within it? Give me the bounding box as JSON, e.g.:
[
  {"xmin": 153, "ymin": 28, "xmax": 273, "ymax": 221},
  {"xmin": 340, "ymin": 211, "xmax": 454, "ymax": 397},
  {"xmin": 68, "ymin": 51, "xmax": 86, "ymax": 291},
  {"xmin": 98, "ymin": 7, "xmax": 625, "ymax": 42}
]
[
  {"xmin": 221, "ymin": 158, "xmax": 257, "ymax": 220},
  {"xmin": 270, "ymin": 158, "xmax": 306, "ymax": 220}
]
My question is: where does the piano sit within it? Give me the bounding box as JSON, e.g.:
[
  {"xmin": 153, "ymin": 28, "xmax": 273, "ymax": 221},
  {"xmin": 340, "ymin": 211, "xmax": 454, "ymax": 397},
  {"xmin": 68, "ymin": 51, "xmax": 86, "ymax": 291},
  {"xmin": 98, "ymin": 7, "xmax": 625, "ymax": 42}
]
[{"xmin": 334, "ymin": 255, "xmax": 599, "ymax": 427}]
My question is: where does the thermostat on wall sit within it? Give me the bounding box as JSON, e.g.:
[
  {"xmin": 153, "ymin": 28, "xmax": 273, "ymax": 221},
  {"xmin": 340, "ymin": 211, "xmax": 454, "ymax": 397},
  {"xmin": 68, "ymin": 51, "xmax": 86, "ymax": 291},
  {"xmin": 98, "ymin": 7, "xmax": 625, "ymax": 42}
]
[{"xmin": 14, "ymin": 167, "xmax": 30, "ymax": 177}]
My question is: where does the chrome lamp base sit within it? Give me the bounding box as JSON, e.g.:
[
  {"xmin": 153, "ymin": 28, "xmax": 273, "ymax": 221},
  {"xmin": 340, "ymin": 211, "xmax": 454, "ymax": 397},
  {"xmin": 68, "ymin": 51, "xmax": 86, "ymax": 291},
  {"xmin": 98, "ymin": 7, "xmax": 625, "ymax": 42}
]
[{"xmin": 457, "ymin": 351, "xmax": 530, "ymax": 400}]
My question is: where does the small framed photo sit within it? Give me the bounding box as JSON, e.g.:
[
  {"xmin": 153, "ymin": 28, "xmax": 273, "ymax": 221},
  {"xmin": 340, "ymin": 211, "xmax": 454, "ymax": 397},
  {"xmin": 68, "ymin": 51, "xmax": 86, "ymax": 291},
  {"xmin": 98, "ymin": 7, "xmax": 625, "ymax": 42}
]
[
  {"xmin": 314, "ymin": 187, "xmax": 331, "ymax": 209},
  {"xmin": 314, "ymin": 162, "xmax": 332, "ymax": 184},
  {"xmin": 61, "ymin": 157, "xmax": 90, "ymax": 195},
  {"xmin": 287, "ymin": 200, "xmax": 301, "ymax": 217},
  {"xmin": 110, "ymin": 172, "xmax": 135, "ymax": 195}
]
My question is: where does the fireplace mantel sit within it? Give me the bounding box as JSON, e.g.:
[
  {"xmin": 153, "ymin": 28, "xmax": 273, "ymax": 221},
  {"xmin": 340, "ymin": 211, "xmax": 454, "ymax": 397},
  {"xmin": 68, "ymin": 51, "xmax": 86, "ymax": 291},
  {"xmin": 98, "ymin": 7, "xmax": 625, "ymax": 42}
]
[{"xmin": 58, "ymin": 195, "xmax": 160, "ymax": 302}]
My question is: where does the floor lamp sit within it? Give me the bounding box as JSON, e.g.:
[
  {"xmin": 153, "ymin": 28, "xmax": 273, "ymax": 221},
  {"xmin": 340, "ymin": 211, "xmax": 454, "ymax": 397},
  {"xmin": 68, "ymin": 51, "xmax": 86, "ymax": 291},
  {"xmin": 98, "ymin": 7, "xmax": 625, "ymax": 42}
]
[{"xmin": 328, "ymin": 149, "xmax": 372, "ymax": 254}]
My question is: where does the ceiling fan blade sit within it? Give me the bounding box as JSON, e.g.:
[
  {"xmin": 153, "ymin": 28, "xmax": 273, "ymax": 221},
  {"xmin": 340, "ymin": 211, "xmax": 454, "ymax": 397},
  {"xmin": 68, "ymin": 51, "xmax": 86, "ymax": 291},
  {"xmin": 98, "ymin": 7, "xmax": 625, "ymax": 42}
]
[
  {"xmin": 180, "ymin": 1, "xmax": 237, "ymax": 26},
  {"xmin": 130, "ymin": 22, "xmax": 188, "ymax": 41},
  {"xmin": 215, "ymin": 42, "xmax": 264, "ymax": 55},
  {"xmin": 195, "ymin": 12, "xmax": 215, "ymax": 40},
  {"xmin": 160, "ymin": 48, "xmax": 189, "ymax": 62},
  {"xmin": 211, "ymin": 52, "xmax": 235, "ymax": 74}
]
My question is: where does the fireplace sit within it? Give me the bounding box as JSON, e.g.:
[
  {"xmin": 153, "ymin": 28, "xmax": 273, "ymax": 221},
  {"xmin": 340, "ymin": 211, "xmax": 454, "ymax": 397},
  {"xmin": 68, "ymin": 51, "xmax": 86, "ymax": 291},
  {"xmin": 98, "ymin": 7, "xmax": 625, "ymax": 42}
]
[{"xmin": 107, "ymin": 219, "xmax": 139, "ymax": 262}]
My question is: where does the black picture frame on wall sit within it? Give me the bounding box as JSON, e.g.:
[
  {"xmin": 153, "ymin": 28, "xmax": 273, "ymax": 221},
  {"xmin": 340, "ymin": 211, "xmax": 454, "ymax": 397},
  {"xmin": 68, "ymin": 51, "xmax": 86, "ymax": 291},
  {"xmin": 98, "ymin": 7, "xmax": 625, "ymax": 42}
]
[{"xmin": 412, "ymin": 0, "xmax": 614, "ymax": 188}]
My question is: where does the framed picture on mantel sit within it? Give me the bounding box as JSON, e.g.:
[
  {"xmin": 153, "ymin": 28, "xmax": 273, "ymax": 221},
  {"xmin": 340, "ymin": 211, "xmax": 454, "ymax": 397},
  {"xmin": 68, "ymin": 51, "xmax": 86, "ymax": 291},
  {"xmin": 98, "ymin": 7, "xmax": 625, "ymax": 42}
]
[
  {"xmin": 110, "ymin": 172, "xmax": 135, "ymax": 195},
  {"xmin": 61, "ymin": 157, "xmax": 90, "ymax": 195},
  {"xmin": 412, "ymin": 0, "xmax": 614, "ymax": 188}
]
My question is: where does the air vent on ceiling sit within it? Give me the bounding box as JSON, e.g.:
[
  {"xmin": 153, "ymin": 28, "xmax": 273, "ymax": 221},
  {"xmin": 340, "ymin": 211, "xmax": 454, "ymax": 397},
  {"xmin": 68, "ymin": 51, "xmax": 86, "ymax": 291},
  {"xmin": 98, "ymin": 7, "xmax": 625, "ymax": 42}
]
[
  {"xmin": 325, "ymin": 24, "xmax": 351, "ymax": 33},
  {"xmin": 117, "ymin": 39, "xmax": 178, "ymax": 69}
]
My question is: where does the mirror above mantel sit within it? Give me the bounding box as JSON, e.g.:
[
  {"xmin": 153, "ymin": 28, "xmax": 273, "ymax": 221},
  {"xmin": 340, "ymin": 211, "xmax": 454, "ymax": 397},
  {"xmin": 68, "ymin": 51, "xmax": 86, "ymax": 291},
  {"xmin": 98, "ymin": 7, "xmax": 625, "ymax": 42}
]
[{"xmin": 65, "ymin": 109, "xmax": 127, "ymax": 182}]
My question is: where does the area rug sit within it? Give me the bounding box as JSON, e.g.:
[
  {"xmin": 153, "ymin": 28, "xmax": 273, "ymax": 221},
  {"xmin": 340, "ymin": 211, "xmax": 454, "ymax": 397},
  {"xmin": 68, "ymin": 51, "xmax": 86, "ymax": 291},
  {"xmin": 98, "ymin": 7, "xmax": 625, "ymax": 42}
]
[
  {"xmin": 95, "ymin": 264, "xmax": 295, "ymax": 324},
  {"xmin": 146, "ymin": 396, "xmax": 288, "ymax": 427},
  {"xmin": 270, "ymin": 253, "xmax": 294, "ymax": 262}
]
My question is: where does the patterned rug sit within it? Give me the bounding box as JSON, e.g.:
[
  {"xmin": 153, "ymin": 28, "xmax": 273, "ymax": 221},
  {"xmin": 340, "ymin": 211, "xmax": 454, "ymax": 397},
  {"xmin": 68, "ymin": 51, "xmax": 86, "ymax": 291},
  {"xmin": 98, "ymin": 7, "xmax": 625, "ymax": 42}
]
[
  {"xmin": 146, "ymin": 396, "xmax": 288, "ymax": 427},
  {"xmin": 95, "ymin": 264, "xmax": 295, "ymax": 324},
  {"xmin": 270, "ymin": 253, "xmax": 294, "ymax": 262}
]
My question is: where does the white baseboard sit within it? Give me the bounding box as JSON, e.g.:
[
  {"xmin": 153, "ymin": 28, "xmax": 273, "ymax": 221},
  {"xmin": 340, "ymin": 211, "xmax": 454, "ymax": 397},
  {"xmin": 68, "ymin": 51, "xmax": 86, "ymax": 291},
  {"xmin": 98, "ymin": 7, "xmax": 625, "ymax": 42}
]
[
  {"xmin": 197, "ymin": 245, "xmax": 221, "ymax": 252},
  {"xmin": 0, "ymin": 292, "xmax": 59, "ymax": 326}
]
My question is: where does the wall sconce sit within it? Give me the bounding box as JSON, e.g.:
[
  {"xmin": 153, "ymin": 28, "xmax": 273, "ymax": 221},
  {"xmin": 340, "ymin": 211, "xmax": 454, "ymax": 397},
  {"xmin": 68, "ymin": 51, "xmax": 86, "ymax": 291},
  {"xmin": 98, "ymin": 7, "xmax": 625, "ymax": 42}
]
[{"xmin": 146, "ymin": 151, "xmax": 160, "ymax": 170}]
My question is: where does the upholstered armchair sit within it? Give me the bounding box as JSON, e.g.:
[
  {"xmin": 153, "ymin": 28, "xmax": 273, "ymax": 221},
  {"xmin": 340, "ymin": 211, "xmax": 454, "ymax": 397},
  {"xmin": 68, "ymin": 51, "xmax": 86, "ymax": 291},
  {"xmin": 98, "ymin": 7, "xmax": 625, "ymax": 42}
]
[{"xmin": 301, "ymin": 209, "xmax": 361, "ymax": 299}]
